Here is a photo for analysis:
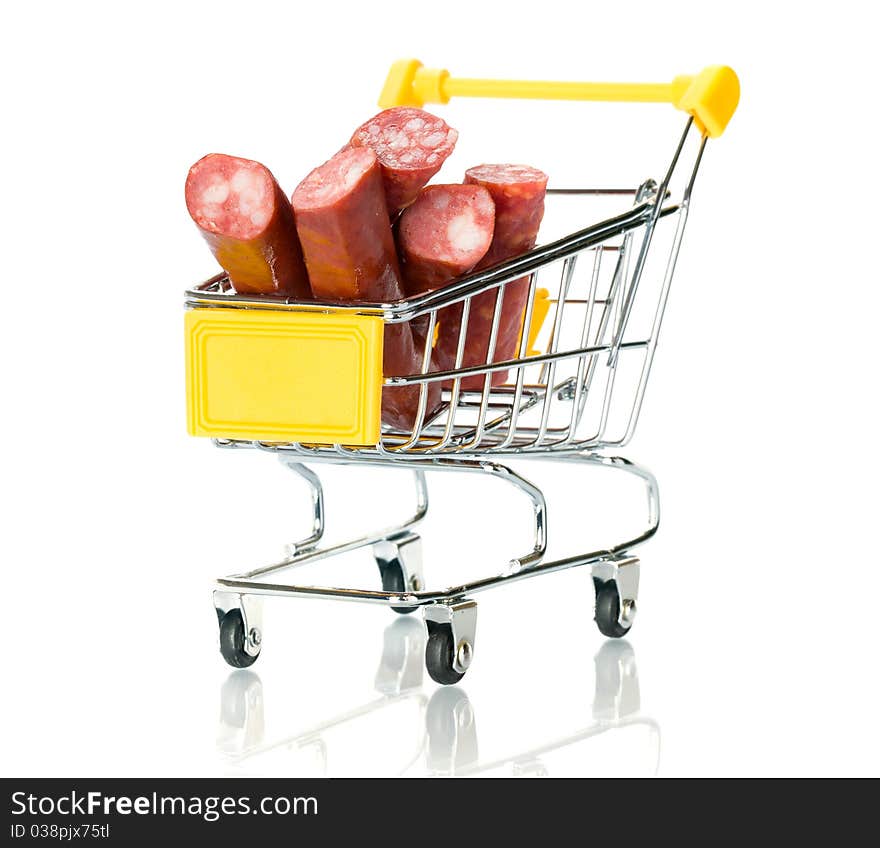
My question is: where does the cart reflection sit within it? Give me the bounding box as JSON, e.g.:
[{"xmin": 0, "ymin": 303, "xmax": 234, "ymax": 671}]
[{"xmin": 217, "ymin": 619, "xmax": 659, "ymax": 777}]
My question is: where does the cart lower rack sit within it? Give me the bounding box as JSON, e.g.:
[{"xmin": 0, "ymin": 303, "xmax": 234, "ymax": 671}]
[{"xmin": 185, "ymin": 60, "xmax": 738, "ymax": 684}]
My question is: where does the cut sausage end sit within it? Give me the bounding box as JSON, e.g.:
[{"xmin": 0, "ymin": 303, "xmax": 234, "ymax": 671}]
[
  {"xmin": 292, "ymin": 147, "xmax": 379, "ymax": 210},
  {"xmin": 185, "ymin": 154, "xmax": 278, "ymax": 240},
  {"xmin": 352, "ymin": 107, "xmax": 457, "ymax": 173},
  {"xmin": 399, "ymin": 184, "xmax": 495, "ymax": 271},
  {"xmin": 464, "ymin": 163, "xmax": 549, "ymax": 189}
]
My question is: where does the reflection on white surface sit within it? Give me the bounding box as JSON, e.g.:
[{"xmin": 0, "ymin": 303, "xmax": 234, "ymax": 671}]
[
  {"xmin": 217, "ymin": 671, "xmax": 265, "ymax": 756},
  {"xmin": 217, "ymin": 618, "xmax": 659, "ymax": 777}
]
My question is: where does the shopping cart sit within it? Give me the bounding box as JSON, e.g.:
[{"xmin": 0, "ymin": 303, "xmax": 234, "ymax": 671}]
[{"xmin": 185, "ymin": 60, "xmax": 739, "ymax": 684}]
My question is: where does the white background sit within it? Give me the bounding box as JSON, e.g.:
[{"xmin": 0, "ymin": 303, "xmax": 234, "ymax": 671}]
[{"xmin": 2, "ymin": 0, "xmax": 877, "ymax": 777}]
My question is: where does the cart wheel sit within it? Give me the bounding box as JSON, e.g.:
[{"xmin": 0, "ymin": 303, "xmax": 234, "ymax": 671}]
[
  {"xmin": 219, "ymin": 609, "xmax": 260, "ymax": 669},
  {"xmin": 379, "ymin": 560, "xmax": 416, "ymax": 616},
  {"xmin": 425, "ymin": 623, "xmax": 465, "ymax": 685},
  {"xmin": 594, "ymin": 581, "xmax": 633, "ymax": 639}
]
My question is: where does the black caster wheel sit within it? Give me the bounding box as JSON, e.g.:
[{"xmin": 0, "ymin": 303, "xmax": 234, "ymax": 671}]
[
  {"xmin": 378, "ymin": 559, "xmax": 417, "ymax": 615},
  {"xmin": 425, "ymin": 622, "xmax": 465, "ymax": 685},
  {"xmin": 219, "ymin": 609, "xmax": 260, "ymax": 669},
  {"xmin": 594, "ymin": 581, "xmax": 633, "ymax": 639}
]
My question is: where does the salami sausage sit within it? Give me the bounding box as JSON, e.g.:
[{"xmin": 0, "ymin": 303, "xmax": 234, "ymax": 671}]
[
  {"xmin": 397, "ymin": 184, "xmax": 495, "ymax": 295},
  {"xmin": 349, "ymin": 108, "xmax": 458, "ymax": 217},
  {"xmin": 292, "ymin": 147, "xmax": 398, "ymax": 301},
  {"xmin": 291, "ymin": 147, "xmax": 439, "ymax": 432},
  {"xmin": 435, "ymin": 164, "xmax": 548, "ymax": 390},
  {"xmin": 185, "ymin": 153, "xmax": 310, "ymax": 297}
]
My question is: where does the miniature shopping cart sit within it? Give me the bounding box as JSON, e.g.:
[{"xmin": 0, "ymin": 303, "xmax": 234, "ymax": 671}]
[{"xmin": 185, "ymin": 60, "xmax": 739, "ymax": 684}]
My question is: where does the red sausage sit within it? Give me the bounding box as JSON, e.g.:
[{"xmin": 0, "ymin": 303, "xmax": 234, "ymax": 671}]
[
  {"xmin": 291, "ymin": 147, "xmax": 440, "ymax": 432},
  {"xmin": 436, "ymin": 164, "xmax": 548, "ymax": 390},
  {"xmin": 349, "ymin": 108, "xmax": 458, "ymax": 217},
  {"xmin": 185, "ymin": 153, "xmax": 310, "ymax": 297},
  {"xmin": 397, "ymin": 184, "xmax": 495, "ymax": 295}
]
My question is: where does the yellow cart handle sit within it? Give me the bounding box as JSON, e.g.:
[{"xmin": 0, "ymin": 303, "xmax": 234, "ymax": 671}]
[{"xmin": 380, "ymin": 60, "xmax": 739, "ymax": 138}]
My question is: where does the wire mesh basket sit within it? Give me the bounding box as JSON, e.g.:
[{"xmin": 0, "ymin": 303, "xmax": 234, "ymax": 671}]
[{"xmin": 187, "ymin": 127, "xmax": 701, "ymax": 459}]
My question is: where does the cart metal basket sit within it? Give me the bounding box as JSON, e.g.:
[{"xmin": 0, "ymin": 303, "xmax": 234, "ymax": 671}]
[{"xmin": 185, "ymin": 60, "xmax": 739, "ymax": 684}]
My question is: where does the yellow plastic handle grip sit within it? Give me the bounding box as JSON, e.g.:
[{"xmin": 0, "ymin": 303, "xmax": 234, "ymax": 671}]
[{"xmin": 379, "ymin": 59, "xmax": 739, "ymax": 138}]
